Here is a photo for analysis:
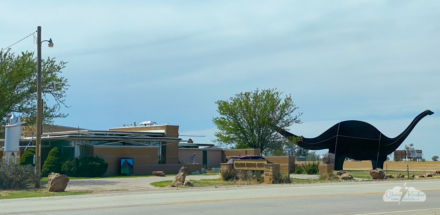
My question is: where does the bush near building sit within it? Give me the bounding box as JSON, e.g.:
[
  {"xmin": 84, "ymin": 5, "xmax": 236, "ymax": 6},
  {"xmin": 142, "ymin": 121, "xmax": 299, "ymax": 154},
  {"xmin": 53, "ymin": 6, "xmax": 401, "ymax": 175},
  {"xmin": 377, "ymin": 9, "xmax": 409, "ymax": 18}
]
[
  {"xmin": 433, "ymin": 156, "xmax": 439, "ymax": 161},
  {"xmin": 62, "ymin": 156, "xmax": 108, "ymax": 177},
  {"xmin": 41, "ymin": 147, "xmax": 63, "ymax": 176},
  {"xmin": 0, "ymin": 162, "xmax": 40, "ymax": 189},
  {"xmin": 19, "ymin": 148, "xmax": 35, "ymax": 166}
]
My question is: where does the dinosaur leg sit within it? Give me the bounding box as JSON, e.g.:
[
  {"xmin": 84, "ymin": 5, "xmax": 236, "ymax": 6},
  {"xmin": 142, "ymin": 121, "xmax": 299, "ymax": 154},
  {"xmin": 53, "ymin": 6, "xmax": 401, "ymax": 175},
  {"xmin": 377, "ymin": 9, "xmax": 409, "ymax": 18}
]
[
  {"xmin": 371, "ymin": 160, "xmax": 377, "ymax": 169},
  {"xmin": 371, "ymin": 157, "xmax": 386, "ymax": 169},
  {"xmin": 334, "ymin": 155, "xmax": 346, "ymax": 170},
  {"xmin": 376, "ymin": 158, "xmax": 386, "ymax": 169}
]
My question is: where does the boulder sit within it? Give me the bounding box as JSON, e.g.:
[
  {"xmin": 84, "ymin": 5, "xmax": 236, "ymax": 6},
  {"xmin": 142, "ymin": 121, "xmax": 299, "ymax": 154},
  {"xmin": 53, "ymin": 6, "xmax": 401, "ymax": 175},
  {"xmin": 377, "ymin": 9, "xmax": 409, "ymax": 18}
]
[
  {"xmin": 171, "ymin": 166, "xmax": 188, "ymax": 187},
  {"xmin": 152, "ymin": 171, "xmax": 166, "ymax": 177},
  {"xmin": 336, "ymin": 170, "xmax": 346, "ymax": 176},
  {"xmin": 183, "ymin": 181, "xmax": 194, "ymax": 187},
  {"xmin": 369, "ymin": 168, "xmax": 385, "ymax": 179},
  {"xmin": 435, "ymin": 171, "xmax": 440, "ymax": 176},
  {"xmin": 339, "ymin": 173, "xmax": 353, "ymax": 180},
  {"xmin": 47, "ymin": 173, "xmax": 69, "ymax": 192},
  {"xmin": 423, "ymin": 173, "xmax": 433, "ymax": 178},
  {"xmin": 411, "ymin": 175, "xmax": 415, "ymax": 178}
]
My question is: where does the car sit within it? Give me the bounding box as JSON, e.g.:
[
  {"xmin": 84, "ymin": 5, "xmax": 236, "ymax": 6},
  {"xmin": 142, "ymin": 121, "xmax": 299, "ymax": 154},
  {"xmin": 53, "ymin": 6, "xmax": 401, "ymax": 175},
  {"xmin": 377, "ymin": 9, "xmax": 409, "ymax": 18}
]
[{"xmin": 226, "ymin": 155, "xmax": 270, "ymax": 164}]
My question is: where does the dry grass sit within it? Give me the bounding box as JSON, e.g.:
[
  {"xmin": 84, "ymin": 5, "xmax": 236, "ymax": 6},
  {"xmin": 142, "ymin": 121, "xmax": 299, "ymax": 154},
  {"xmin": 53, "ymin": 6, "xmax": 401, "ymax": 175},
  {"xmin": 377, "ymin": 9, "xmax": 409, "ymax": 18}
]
[{"xmin": 150, "ymin": 179, "xmax": 235, "ymax": 188}]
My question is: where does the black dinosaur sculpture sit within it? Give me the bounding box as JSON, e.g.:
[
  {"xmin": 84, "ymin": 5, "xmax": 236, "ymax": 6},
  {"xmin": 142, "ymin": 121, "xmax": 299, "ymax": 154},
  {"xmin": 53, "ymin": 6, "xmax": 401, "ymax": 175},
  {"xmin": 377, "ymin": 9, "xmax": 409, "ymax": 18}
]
[{"xmin": 275, "ymin": 110, "xmax": 434, "ymax": 170}]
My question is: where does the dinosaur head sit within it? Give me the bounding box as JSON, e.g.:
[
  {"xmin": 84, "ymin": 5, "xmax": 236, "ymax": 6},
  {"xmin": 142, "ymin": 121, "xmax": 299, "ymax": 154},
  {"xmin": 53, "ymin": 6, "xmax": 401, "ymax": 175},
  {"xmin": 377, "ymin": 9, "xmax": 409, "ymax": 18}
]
[{"xmin": 426, "ymin": 110, "xmax": 434, "ymax": 115}]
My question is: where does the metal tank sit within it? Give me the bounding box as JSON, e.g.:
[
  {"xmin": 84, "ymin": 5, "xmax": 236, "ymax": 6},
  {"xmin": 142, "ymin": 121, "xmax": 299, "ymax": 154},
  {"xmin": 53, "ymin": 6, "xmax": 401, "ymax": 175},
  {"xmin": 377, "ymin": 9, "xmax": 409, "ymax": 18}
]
[{"xmin": 4, "ymin": 113, "xmax": 24, "ymax": 164}]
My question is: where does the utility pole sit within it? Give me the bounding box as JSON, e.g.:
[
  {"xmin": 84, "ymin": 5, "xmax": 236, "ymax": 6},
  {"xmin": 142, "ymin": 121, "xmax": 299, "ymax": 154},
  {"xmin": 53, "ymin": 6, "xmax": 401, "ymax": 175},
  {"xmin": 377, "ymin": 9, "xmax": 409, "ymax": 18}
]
[{"xmin": 35, "ymin": 26, "xmax": 42, "ymax": 188}]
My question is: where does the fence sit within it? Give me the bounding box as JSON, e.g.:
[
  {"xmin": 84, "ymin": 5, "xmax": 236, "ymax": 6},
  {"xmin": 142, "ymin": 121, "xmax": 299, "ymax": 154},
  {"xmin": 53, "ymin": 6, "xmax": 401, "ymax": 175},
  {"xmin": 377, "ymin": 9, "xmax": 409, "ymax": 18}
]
[{"xmin": 343, "ymin": 161, "xmax": 439, "ymax": 171}]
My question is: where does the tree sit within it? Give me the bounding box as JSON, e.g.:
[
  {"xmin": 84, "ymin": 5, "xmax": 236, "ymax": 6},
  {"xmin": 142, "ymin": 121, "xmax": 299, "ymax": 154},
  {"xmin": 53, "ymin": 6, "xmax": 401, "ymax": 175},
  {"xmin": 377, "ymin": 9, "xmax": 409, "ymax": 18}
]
[
  {"xmin": 307, "ymin": 151, "xmax": 320, "ymax": 161},
  {"xmin": 213, "ymin": 88, "xmax": 302, "ymax": 154},
  {"xmin": 0, "ymin": 51, "xmax": 68, "ymax": 128},
  {"xmin": 41, "ymin": 147, "xmax": 63, "ymax": 176},
  {"xmin": 404, "ymin": 143, "xmax": 414, "ymax": 151},
  {"xmin": 19, "ymin": 148, "xmax": 35, "ymax": 166},
  {"xmin": 433, "ymin": 156, "xmax": 439, "ymax": 161}
]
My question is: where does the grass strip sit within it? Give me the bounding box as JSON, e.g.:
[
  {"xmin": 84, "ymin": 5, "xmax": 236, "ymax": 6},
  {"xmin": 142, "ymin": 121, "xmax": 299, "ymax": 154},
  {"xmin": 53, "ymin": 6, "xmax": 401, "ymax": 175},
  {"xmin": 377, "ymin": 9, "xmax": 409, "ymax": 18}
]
[
  {"xmin": 150, "ymin": 178, "xmax": 235, "ymax": 188},
  {"xmin": 0, "ymin": 189, "xmax": 91, "ymax": 200}
]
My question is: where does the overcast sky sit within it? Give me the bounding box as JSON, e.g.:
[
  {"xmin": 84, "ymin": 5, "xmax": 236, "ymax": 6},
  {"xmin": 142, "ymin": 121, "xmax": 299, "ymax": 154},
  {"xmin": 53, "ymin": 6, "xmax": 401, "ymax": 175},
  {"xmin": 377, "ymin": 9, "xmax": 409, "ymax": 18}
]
[{"xmin": 1, "ymin": 1, "xmax": 439, "ymax": 159}]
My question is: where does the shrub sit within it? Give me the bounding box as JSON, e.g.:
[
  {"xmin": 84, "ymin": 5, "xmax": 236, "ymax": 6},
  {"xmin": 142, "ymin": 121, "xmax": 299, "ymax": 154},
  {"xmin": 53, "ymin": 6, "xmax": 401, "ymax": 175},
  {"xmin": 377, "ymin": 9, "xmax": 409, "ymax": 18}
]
[
  {"xmin": 237, "ymin": 170, "xmax": 253, "ymax": 181},
  {"xmin": 432, "ymin": 156, "xmax": 439, "ymax": 161},
  {"xmin": 253, "ymin": 170, "xmax": 264, "ymax": 183},
  {"xmin": 19, "ymin": 148, "xmax": 35, "ymax": 166},
  {"xmin": 294, "ymin": 167, "xmax": 305, "ymax": 174},
  {"xmin": 0, "ymin": 162, "xmax": 40, "ymax": 189},
  {"xmin": 62, "ymin": 156, "xmax": 108, "ymax": 177},
  {"xmin": 319, "ymin": 173, "xmax": 339, "ymax": 181},
  {"xmin": 41, "ymin": 147, "xmax": 63, "ymax": 176},
  {"xmin": 235, "ymin": 170, "xmax": 265, "ymax": 185},
  {"xmin": 220, "ymin": 169, "xmax": 237, "ymax": 181},
  {"xmin": 275, "ymin": 173, "xmax": 291, "ymax": 184},
  {"xmin": 78, "ymin": 156, "xmax": 108, "ymax": 177},
  {"xmin": 61, "ymin": 158, "xmax": 79, "ymax": 176},
  {"xmin": 293, "ymin": 162, "xmax": 319, "ymax": 174}
]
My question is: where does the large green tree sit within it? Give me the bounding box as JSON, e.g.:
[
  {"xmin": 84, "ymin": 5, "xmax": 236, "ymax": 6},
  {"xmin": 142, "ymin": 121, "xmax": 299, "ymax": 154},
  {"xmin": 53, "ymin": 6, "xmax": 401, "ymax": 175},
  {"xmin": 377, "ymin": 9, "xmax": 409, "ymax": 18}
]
[
  {"xmin": 0, "ymin": 51, "xmax": 68, "ymax": 127},
  {"xmin": 213, "ymin": 88, "xmax": 302, "ymax": 154}
]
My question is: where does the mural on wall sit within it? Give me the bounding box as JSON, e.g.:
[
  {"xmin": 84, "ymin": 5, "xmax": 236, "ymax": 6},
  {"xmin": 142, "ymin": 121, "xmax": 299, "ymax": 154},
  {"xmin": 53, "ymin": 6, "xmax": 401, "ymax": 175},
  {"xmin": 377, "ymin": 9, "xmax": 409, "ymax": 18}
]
[
  {"xmin": 121, "ymin": 158, "xmax": 133, "ymax": 175},
  {"xmin": 275, "ymin": 110, "xmax": 434, "ymax": 170}
]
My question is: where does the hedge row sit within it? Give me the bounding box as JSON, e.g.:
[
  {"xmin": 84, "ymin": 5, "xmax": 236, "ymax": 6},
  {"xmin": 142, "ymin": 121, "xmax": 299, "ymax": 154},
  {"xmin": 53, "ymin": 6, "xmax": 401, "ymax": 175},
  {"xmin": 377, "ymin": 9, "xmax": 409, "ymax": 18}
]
[{"xmin": 20, "ymin": 147, "xmax": 108, "ymax": 177}]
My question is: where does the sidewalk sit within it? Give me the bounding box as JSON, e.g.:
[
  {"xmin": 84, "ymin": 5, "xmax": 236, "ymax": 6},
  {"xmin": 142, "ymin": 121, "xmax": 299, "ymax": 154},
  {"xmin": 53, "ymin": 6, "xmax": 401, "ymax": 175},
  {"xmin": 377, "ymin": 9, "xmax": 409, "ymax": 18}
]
[{"xmin": 65, "ymin": 175, "xmax": 220, "ymax": 191}]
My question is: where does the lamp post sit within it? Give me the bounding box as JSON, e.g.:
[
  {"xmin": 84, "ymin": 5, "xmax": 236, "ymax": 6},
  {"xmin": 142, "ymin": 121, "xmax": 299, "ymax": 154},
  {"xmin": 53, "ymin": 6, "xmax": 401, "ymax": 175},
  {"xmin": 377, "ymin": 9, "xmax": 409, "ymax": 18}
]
[
  {"xmin": 287, "ymin": 145, "xmax": 292, "ymax": 175},
  {"xmin": 35, "ymin": 26, "xmax": 53, "ymax": 188}
]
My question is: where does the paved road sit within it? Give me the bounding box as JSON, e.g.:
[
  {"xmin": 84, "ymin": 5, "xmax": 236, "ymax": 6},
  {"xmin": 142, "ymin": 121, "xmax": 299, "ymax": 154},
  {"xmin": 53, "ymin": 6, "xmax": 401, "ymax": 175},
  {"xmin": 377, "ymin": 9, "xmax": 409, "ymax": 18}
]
[{"xmin": 2, "ymin": 179, "xmax": 440, "ymax": 214}]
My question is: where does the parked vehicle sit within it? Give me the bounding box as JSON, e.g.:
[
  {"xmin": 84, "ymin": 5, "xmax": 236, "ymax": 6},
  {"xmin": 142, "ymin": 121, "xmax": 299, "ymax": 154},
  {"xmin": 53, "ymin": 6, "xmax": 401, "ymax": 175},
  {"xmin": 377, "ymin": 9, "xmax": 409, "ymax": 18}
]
[{"xmin": 227, "ymin": 155, "xmax": 270, "ymax": 164}]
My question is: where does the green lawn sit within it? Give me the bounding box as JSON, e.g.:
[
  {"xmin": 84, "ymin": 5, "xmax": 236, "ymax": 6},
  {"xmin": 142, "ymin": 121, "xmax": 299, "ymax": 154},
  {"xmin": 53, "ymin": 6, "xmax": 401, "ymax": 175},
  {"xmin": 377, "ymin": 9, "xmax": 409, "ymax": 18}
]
[
  {"xmin": 290, "ymin": 178, "xmax": 323, "ymax": 183},
  {"xmin": 0, "ymin": 189, "xmax": 91, "ymax": 200},
  {"xmin": 39, "ymin": 173, "xmax": 219, "ymax": 181},
  {"xmin": 344, "ymin": 170, "xmax": 433, "ymax": 179},
  {"xmin": 151, "ymin": 178, "xmax": 235, "ymax": 188},
  {"xmin": 189, "ymin": 179, "xmax": 235, "ymax": 187},
  {"xmin": 150, "ymin": 180, "xmax": 174, "ymax": 187}
]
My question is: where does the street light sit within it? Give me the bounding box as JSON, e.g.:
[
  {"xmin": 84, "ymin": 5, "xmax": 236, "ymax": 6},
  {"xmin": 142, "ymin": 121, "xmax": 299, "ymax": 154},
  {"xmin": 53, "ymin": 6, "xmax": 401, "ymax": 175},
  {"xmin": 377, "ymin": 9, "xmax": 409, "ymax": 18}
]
[
  {"xmin": 43, "ymin": 38, "xmax": 54, "ymax": 48},
  {"xmin": 35, "ymin": 26, "xmax": 53, "ymax": 188}
]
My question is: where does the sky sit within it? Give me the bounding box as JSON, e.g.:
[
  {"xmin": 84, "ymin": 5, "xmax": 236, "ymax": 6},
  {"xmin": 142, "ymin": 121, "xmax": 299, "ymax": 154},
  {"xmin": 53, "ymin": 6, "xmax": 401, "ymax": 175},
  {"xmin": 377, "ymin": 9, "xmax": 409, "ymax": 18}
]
[{"xmin": 1, "ymin": 1, "xmax": 439, "ymax": 159}]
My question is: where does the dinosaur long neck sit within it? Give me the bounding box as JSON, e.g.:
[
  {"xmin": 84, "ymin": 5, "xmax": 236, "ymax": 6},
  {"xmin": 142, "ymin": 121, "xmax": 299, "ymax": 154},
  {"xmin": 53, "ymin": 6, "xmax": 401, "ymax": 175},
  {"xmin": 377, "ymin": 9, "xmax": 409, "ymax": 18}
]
[
  {"xmin": 382, "ymin": 111, "xmax": 430, "ymax": 150},
  {"xmin": 273, "ymin": 125, "xmax": 329, "ymax": 150}
]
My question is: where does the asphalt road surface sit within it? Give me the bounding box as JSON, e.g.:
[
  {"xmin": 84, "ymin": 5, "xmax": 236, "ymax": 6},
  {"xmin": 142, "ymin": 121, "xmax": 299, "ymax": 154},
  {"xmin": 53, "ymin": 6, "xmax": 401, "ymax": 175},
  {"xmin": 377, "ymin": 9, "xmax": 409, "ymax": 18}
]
[{"xmin": 1, "ymin": 180, "xmax": 440, "ymax": 215}]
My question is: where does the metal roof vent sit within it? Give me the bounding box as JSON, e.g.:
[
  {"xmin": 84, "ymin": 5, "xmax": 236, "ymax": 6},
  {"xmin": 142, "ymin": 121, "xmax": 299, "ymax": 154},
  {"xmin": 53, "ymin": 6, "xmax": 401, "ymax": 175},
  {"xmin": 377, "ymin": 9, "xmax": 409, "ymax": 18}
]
[{"xmin": 140, "ymin": 121, "xmax": 156, "ymax": 126}]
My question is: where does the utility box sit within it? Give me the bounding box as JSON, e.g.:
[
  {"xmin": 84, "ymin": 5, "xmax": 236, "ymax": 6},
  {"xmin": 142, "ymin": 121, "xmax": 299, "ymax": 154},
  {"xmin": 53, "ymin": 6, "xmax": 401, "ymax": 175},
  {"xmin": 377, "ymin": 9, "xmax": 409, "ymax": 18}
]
[
  {"xmin": 5, "ymin": 115, "xmax": 22, "ymax": 152},
  {"xmin": 4, "ymin": 114, "xmax": 24, "ymax": 164}
]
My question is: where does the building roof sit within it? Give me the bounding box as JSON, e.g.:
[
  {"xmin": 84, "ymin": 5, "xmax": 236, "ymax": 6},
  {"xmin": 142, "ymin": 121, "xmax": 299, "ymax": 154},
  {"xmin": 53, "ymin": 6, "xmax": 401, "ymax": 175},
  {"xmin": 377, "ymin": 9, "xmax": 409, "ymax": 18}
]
[
  {"xmin": 178, "ymin": 135, "xmax": 215, "ymax": 147},
  {"xmin": 1, "ymin": 129, "xmax": 180, "ymax": 146}
]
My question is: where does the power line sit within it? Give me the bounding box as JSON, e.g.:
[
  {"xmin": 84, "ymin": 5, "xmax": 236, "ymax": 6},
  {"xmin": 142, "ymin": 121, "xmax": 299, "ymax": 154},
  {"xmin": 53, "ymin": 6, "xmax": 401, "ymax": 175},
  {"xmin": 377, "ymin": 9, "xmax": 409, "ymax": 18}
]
[{"xmin": 1, "ymin": 31, "xmax": 37, "ymax": 52}]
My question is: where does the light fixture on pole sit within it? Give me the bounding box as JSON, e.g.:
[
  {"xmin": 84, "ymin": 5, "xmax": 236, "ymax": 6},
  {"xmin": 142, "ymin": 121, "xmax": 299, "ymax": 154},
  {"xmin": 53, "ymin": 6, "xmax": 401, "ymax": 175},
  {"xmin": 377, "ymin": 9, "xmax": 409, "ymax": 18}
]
[
  {"xmin": 43, "ymin": 38, "xmax": 54, "ymax": 48},
  {"xmin": 35, "ymin": 26, "xmax": 53, "ymax": 188}
]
